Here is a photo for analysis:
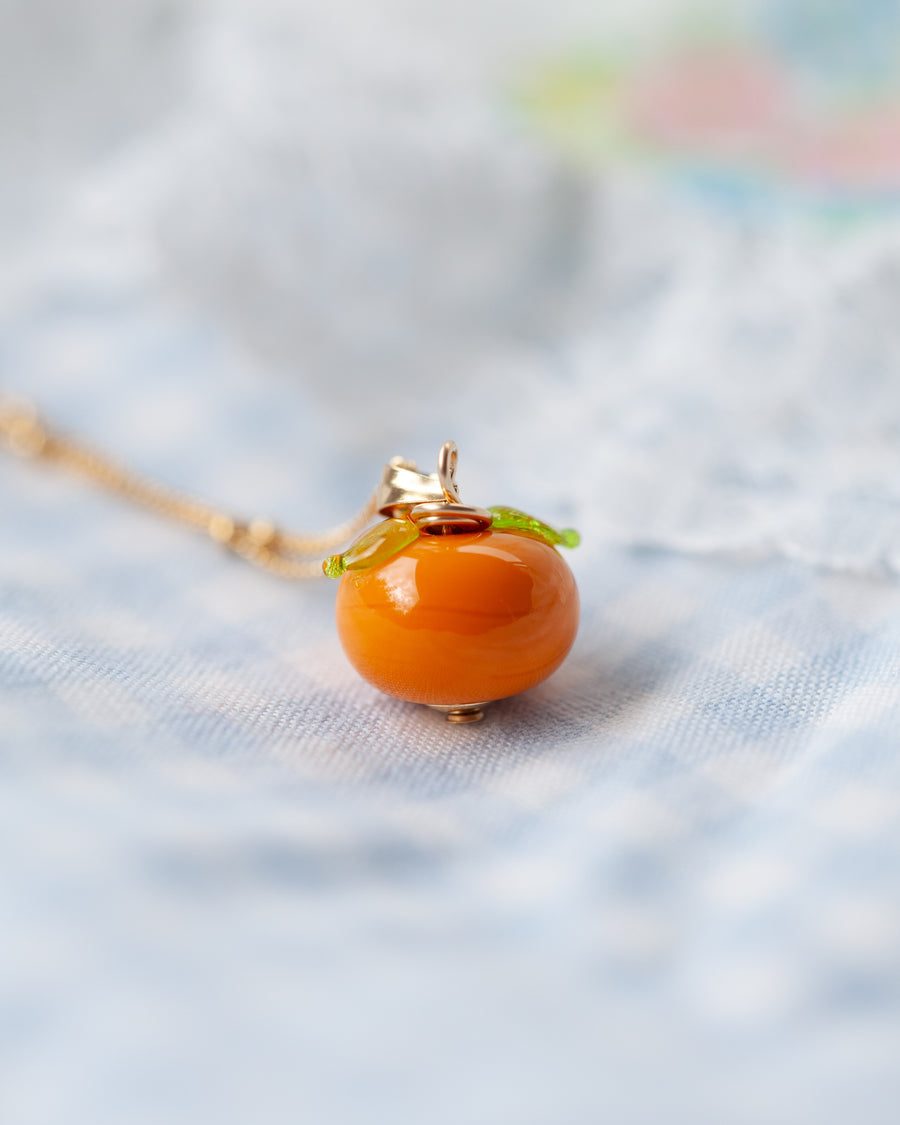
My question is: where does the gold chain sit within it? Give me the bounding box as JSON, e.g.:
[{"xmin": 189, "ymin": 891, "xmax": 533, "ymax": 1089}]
[{"xmin": 0, "ymin": 395, "xmax": 376, "ymax": 579}]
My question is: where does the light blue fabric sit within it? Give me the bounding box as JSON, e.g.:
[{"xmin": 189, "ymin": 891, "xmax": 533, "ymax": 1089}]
[
  {"xmin": 3, "ymin": 3, "xmax": 900, "ymax": 1123},
  {"xmin": 4, "ymin": 284, "xmax": 900, "ymax": 1123}
]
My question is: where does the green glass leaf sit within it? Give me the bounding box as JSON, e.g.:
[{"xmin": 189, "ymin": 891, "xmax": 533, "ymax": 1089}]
[
  {"xmin": 322, "ymin": 517, "xmax": 420, "ymax": 579},
  {"xmin": 322, "ymin": 554, "xmax": 346, "ymax": 578},
  {"xmin": 488, "ymin": 506, "xmax": 580, "ymax": 549}
]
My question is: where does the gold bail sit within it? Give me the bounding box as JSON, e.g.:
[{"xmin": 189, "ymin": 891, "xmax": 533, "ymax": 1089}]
[
  {"xmin": 437, "ymin": 441, "xmax": 461, "ymax": 504},
  {"xmin": 375, "ymin": 440, "xmax": 458, "ymax": 516},
  {"xmin": 375, "ymin": 441, "xmax": 492, "ymax": 533}
]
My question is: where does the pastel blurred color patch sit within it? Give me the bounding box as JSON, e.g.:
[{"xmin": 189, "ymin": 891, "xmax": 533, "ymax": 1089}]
[{"xmin": 518, "ymin": 28, "xmax": 900, "ymax": 215}]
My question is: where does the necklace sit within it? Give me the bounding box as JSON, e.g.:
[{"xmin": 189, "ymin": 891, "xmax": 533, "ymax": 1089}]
[{"xmin": 1, "ymin": 395, "xmax": 580, "ymax": 723}]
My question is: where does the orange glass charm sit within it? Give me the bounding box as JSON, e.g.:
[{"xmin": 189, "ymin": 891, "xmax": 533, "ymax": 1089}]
[{"xmin": 325, "ymin": 442, "xmax": 580, "ymax": 722}]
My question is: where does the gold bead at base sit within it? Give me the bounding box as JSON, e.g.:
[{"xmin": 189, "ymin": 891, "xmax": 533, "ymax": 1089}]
[
  {"xmin": 427, "ymin": 703, "xmax": 488, "ymax": 723},
  {"xmin": 446, "ymin": 709, "xmax": 485, "ymax": 724}
]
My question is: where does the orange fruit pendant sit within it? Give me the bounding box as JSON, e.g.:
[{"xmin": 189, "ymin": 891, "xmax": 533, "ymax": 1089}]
[{"xmin": 325, "ymin": 443, "xmax": 580, "ymax": 722}]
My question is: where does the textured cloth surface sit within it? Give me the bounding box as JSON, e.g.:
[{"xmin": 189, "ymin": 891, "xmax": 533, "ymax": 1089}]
[{"xmin": 3, "ymin": 3, "xmax": 900, "ymax": 1123}]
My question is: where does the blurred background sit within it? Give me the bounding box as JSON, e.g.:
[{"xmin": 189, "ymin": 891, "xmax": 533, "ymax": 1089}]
[
  {"xmin": 3, "ymin": 1, "xmax": 900, "ymax": 1123},
  {"xmin": 5, "ymin": 0, "xmax": 900, "ymax": 561}
]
